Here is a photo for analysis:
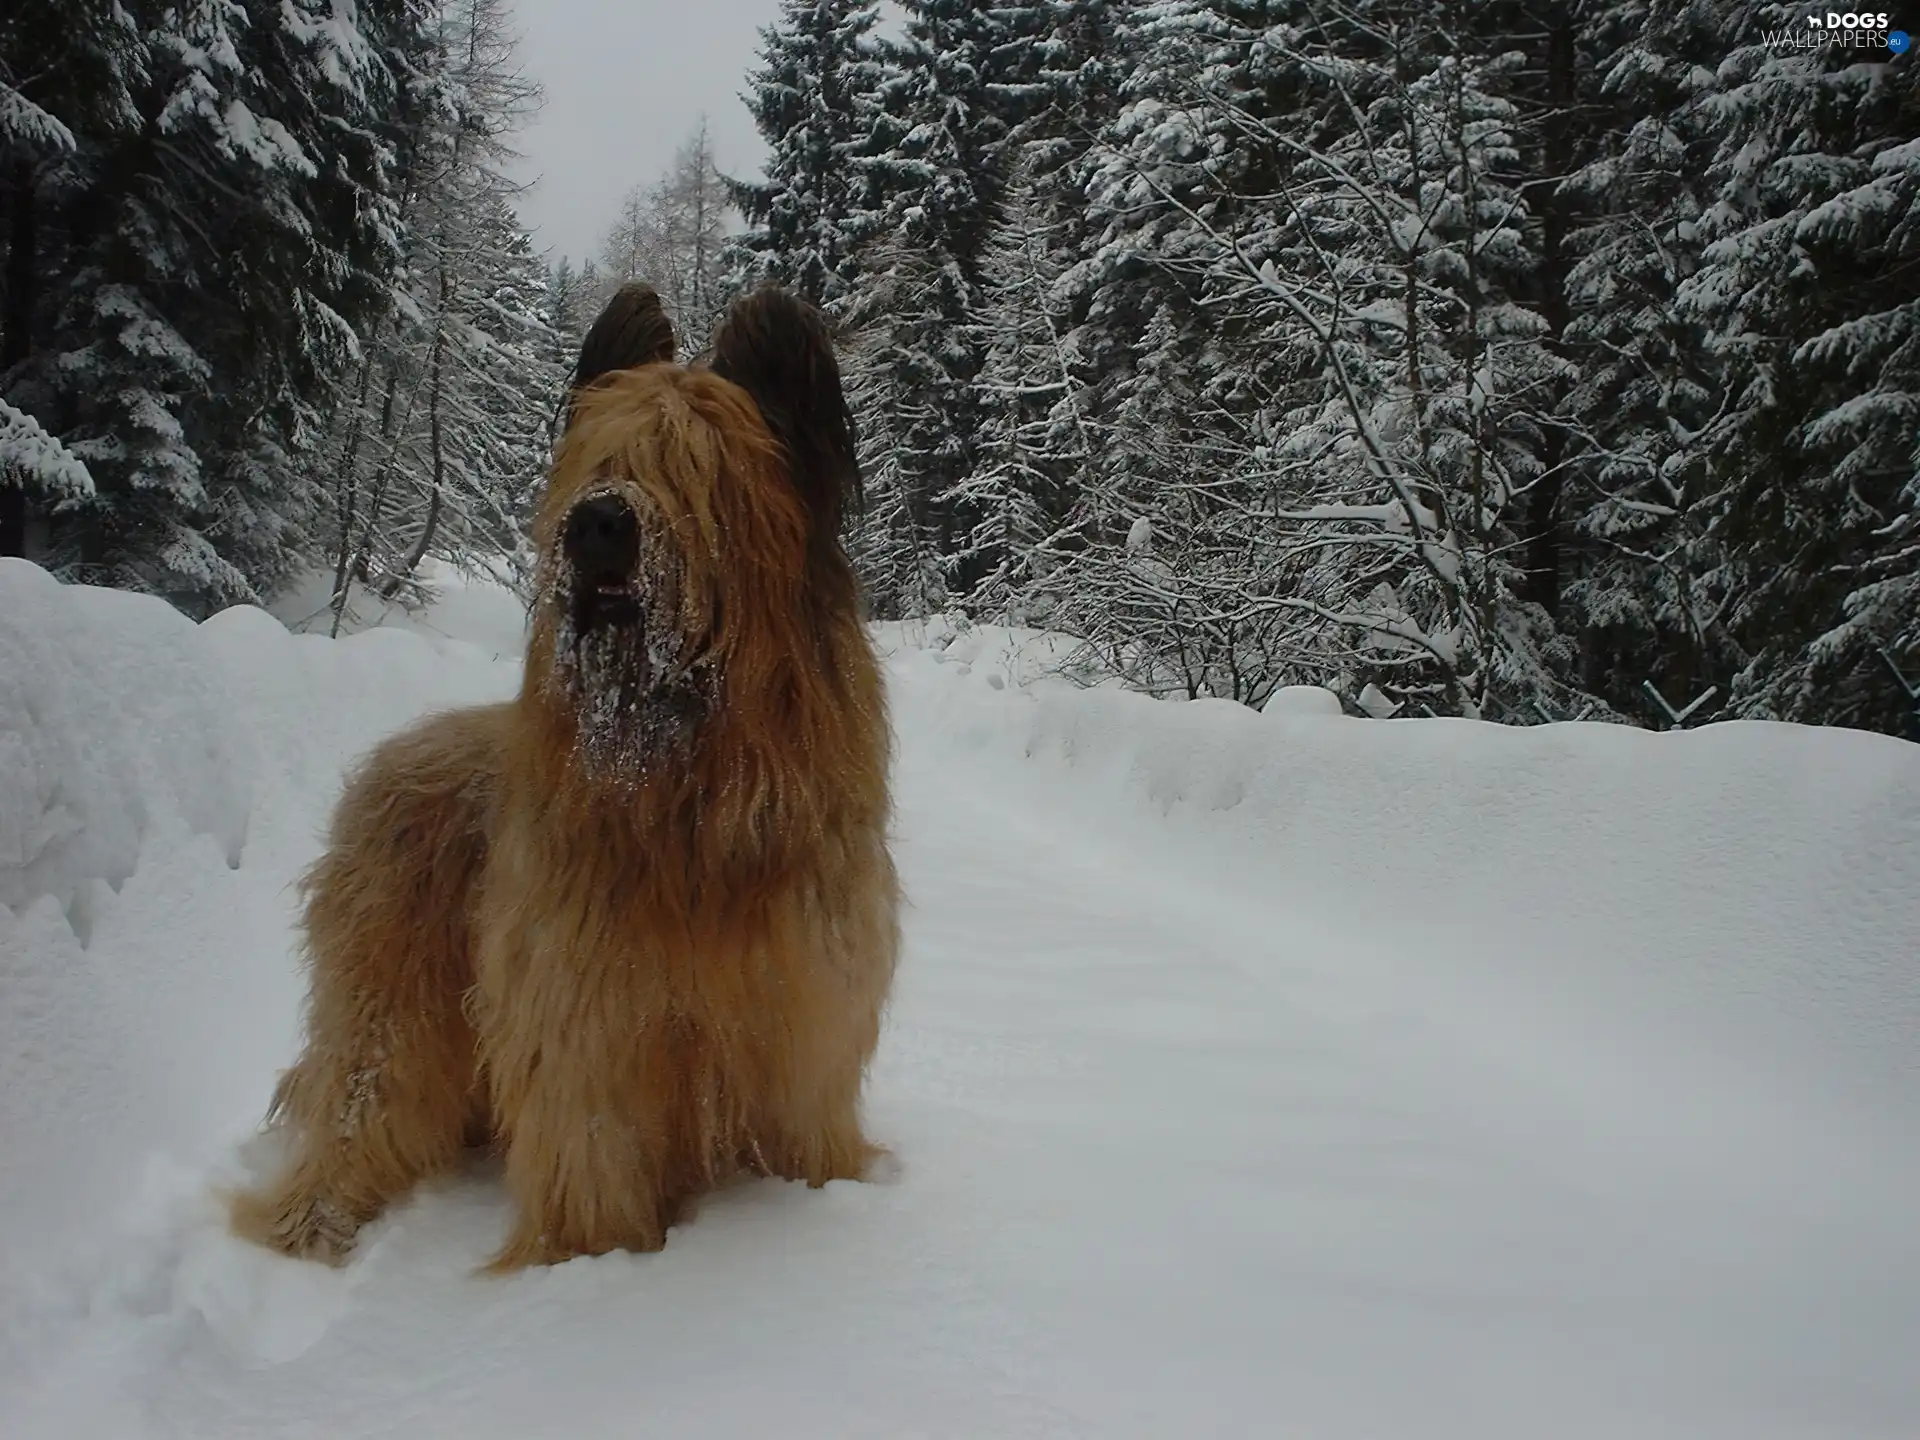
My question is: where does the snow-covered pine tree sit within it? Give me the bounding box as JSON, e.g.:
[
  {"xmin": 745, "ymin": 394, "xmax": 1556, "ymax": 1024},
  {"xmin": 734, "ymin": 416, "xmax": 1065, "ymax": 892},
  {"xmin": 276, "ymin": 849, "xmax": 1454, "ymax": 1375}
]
[
  {"xmin": 1072, "ymin": 1, "xmax": 1577, "ymax": 716},
  {"xmin": 594, "ymin": 122, "xmax": 733, "ymax": 355},
  {"xmin": 1678, "ymin": 11, "xmax": 1920, "ymax": 734},
  {"xmin": 576, "ymin": 259, "xmax": 604, "ymax": 321},
  {"xmin": 943, "ymin": 0, "xmax": 1129, "ymax": 627},
  {"xmin": 546, "ymin": 258, "xmax": 587, "ymax": 358},
  {"xmin": 1058, "ymin": 0, "xmax": 1283, "ymax": 701},
  {"xmin": 997, "ymin": 0, "xmax": 1128, "ymax": 281},
  {"xmin": 840, "ymin": 0, "xmax": 1056, "ymax": 604},
  {"xmin": 726, "ymin": 0, "xmax": 887, "ymax": 308},
  {"xmin": 0, "ymin": 2, "xmax": 143, "ymax": 557},
  {"xmin": 311, "ymin": 0, "xmax": 560, "ymax": 625},
  {"xmin": 448, "ymin": 193, "xmax": 558, "ymax": 583},
  {"xmin": 1555, "ymin": 0, "xmax": 1733, "ymax": 723},
  {"xmin": 1, "ymin": 0, "xmax": 424, "ymax": 613},
  {"xmin": 950, "ymin": 160, "xmax": 1097, "ymax": 623},
  {"xmin": 838, "ymin": 235, "xmax": 954, "ymax": 619}
]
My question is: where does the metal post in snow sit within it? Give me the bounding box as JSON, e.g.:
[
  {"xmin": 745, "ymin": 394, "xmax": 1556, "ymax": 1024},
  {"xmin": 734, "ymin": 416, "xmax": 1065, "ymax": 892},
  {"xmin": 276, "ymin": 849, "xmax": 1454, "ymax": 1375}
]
[
  {"xmin": 1642, "ymin": 680, "xmax": 1718, "ymax": 730},
  {"xmin": 1532, "ymin": 698, "xmax": 1597, "ymax": 724},
  {"xmin": 1878, "ymin": 647, "xmax": 1920, "ymax": 739}
]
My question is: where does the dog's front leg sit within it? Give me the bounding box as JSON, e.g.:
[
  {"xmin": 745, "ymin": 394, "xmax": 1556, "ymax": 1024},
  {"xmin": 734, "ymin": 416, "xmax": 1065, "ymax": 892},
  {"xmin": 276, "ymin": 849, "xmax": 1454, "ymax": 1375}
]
[
  {"xmin": 474, "ymin": 920, "xmax": 679, "ymax": 1271},
  {"xmin": 483, "ymin": 1064, "xmax": 681, "ymax": 1272}
]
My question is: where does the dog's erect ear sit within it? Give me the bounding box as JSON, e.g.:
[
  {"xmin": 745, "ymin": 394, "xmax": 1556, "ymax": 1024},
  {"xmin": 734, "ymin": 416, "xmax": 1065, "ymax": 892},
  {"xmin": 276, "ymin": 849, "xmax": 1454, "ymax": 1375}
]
[
  {"xmin": 709, "ymin": 286, "xmax": 862, "ymax": 536},
  {"xmin": 572, "ymin": 282, "xmax": 676, "ymax": 396}
]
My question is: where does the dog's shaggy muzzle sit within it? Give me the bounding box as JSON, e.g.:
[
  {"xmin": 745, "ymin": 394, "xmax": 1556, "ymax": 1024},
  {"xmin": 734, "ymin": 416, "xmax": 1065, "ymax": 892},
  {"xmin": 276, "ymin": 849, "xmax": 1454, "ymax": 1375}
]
[
  {"xmin": 563, "ymin": 492, "xmax": 642, "ymax": 634},
  {"xmin": 543, "ymin": 489, "xmax": 712, "ymax": 777}
]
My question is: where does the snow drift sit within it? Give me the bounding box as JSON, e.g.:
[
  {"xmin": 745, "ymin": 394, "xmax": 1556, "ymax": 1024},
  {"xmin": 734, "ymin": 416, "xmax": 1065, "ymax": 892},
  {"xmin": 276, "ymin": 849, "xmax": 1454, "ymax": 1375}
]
[
  {"xmin": 881, "ymin": 615, "xmax": 1920, "ymax": 1122},
  {"xmin": 2, "ymin": 562, "xmax": 1918, "ymax": 1439},
  {"xmin": 0, "ymin": 558, "xmax": 519, "ymax": 1282}
]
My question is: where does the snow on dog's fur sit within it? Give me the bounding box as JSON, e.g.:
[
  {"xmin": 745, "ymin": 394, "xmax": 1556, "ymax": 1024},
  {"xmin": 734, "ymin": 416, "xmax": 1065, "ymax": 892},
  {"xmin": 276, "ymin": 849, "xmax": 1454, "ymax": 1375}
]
[{"xmin": 230, "ymin": 284, "xmax": 899, "ymax": 1271}]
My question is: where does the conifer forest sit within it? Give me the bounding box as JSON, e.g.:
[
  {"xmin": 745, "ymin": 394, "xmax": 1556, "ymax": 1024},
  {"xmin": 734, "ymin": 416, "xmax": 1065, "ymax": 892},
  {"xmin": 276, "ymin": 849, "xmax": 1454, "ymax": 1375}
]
[{"xmin": 4, "ymin": 1, "xmax": 1918, "ymax": 736}]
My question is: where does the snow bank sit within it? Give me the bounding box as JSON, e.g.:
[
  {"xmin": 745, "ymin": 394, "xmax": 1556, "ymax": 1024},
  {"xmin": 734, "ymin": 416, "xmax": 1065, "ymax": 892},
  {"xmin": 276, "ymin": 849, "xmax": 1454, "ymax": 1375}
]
[
  {"xmin": 872, "ymin": 612, "xmax": 1113, "ymax": 693},
  {"xmin": 269, "ymin": 556, "xmax": 531, "ymax": 663},
  {"xmin": 0, "ymin": 559, "xmax": 516, "ymax": 1284},
  {"xmin": 881, "ymin": 620, "xmax": 1920, "ymax": 1123}
]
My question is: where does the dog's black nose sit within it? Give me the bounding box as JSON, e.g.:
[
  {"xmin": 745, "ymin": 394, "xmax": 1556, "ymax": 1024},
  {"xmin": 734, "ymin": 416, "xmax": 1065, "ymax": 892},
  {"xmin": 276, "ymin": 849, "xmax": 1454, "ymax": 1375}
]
[{"xmin": 563, "ymin": 494, "xmax": 639, "ymax": 576}]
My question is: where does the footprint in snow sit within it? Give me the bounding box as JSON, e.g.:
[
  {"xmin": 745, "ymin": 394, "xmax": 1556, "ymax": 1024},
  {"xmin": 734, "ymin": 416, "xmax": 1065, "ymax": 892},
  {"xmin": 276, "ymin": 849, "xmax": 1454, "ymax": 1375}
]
[
  {"xmin": 88, "ymin": 1141, "xmax": 369, "ymax": 1367},
  {"xmin": 171, "ymin": 1216, "xmax": 369, "ymax": 1366}
]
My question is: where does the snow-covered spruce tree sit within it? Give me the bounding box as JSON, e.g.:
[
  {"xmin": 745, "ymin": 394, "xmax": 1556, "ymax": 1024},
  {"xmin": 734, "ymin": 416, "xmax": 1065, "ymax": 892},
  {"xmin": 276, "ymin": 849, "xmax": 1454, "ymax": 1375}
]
[
  {"xmin": 838, "ymin": 236, "xmax": 954, "ymax": 620},
  {"xmin": 1071, "ymin": 2, "xmax": 1577, "ymax": 717},
  {"xmin": 1552, "ymin": 0, "xmax": 1733, "ymax": 723},
  {"xmin": 2, "ymin": 0, "xmax": 422, "ymax": 613},
  {"xmin": 1677, "ymin": 16, "xmax": 1920, "ymax": 734},
  {"xmin": 1281, "ymin": 23, "xmax": 1577, "ymax": 720},
  {"xmin": 839, "ymin": 0, "xmax": 1054, "ymax": 605},
  {"xmin": 951, "ymin": 160, "xmax": 1100, "ymax": 625},
  {"xmin": 1055, "ymin": 0, "xmax": 1299, "ymax": 703},
  {"xmin": 725, "ymin": 0, "xmax": 888, "ymax": 308},
  {"xmin": 595, "ymin": 121, "xmax": 734, "ymax": 355},
  {"xmin": 0, "ymin": 2, "xmax": 147, "ymax": 557},
  {"xmin": 545, "ymin": 257, "xmax": 590, "ymax": 361},
  {"xmin": 313, "ymin": 0, "xmax": 559, "ymax": 626},
  {"xmin": 943, "ymin": 0, "xmax": 1131, "ymax": 626},
  {"xmin": 462, "ymin": 200, "xmax": 559, "ymax": 584},
  {"xmin": 1017, "ymin": 0, "xmax": 1391, "ymax": 704},
  {"xmin": 575, "ymin": 258, "xmax": 605, "ymax": 326}
]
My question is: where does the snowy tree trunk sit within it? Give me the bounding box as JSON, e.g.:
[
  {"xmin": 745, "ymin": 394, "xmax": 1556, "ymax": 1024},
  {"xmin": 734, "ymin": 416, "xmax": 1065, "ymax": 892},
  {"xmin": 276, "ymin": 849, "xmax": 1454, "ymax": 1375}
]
[
  {"xmin": 397, "ymin": 257, "xmax": 457, "ymax": 595},
  {"xmin": 1519, "ymin": 10, "xmax": 1577, "ymax": 621}
]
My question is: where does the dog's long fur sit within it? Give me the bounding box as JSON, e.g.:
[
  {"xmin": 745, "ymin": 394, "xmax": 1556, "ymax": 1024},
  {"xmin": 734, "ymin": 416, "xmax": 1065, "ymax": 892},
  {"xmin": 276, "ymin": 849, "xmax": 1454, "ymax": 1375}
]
[{"xmin": 230, "ymin": 286, "xmax": 899, "ymax": 1272}]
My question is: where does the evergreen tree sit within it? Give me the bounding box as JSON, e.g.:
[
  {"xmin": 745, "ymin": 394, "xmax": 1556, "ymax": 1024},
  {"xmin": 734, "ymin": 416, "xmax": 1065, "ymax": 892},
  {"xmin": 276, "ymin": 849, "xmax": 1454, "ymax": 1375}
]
[
  {"xmin": 951, "ymin": 0, "xmax": 1128, "ymax": 624},
  {"xmin": 311, "ymin": 0, "xmax": 559, "ymax": 625},
  {"xmin": 1, "ymin": 0, "xmax": 428, "ymax": 613},
  {"xmin": 1555, "ymin": 0, "xmax": 1731, "ymax": 723},
  {"xmin": 847, "ymin": 0, "xmax": 1055, "ymax": 600},
  {"xmin": 545, "ymin": 255, "xmax": 593, "ymax": 374},
  {"xmin": 0, "ymin": 1, "xmax": 142, "ymax": 557},
  {"xmin": 955, "ymin": 163, "xmax": 1097, "ymax": 623},
  {"xmin": 1678, "ymin": 13, "xmax": 1920, "ymax": 733},
  {"xmin": 839, "ymin": 237, "xmax": 955, "ymax": 619},
  {"xmin": 595, "ymin": 121, "xmax": 734, "ymax": 353},
  {"xmin": 727, "ymin": 0, "xmax": 886, "ymax": 308}
]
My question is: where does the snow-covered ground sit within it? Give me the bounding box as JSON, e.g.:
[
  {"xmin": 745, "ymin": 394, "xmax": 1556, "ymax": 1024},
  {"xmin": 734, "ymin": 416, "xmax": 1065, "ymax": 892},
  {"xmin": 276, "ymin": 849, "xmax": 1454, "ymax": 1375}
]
[{"xmin": 2, "ymin": 555, "xmax": 1918, "ymax": 1439}]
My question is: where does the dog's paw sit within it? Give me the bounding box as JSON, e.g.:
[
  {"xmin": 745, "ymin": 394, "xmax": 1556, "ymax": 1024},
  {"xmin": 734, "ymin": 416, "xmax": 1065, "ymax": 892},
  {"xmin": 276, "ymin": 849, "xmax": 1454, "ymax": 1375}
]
[
  {"xmin": 176, "ymin": 1216, "xmax": 366, "ymax": 1365},
  {"xmin": 227, "ymin": 1185, "xmax": 362, "ymax": 1267},
  {"xmin": 482, "ymin": 1215, "xmax": 668, "ymax": 1275},
  {"xmin": 480, "ymin": 1229, "xmax": 554, "ymax": 1275}
]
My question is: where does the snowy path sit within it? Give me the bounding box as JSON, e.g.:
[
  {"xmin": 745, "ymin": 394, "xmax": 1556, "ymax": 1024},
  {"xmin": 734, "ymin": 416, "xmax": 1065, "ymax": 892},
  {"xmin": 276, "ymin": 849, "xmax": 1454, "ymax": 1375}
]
[{"xmin": 3, "ymin": 570, "xmax": 1918, "ymax": 1438}]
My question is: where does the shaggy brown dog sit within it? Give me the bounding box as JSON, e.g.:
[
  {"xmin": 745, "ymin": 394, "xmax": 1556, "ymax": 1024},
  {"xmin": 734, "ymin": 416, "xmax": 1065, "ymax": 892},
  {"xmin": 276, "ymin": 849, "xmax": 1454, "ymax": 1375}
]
[{"xmin": 230, "ymin": 284, "xmax": 899, "ymax": 1272}]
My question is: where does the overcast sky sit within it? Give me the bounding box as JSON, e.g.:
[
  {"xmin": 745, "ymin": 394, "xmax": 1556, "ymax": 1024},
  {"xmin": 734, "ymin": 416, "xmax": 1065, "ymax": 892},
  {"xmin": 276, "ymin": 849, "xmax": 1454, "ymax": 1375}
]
[{"xmin": 503, "ymin": 0, "xmax": 785, "ymax": 266}]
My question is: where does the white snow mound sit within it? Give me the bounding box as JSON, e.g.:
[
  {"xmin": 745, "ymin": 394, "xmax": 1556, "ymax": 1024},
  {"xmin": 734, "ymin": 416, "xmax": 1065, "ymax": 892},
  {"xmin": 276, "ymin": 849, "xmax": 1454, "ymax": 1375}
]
[{"xmin": 1261, "ymin": 683, "xmax": 1347, "ymax": 716}]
